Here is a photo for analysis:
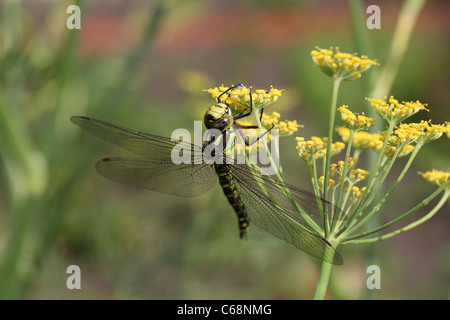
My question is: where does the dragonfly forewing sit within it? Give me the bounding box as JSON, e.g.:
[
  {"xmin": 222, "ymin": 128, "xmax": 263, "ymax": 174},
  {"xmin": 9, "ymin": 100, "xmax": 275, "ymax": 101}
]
[
  {"xmin": 71, "ymin": 116, "xmax": 203, "ymax": 160},
  {"xmin": 96, "ymin": 157, "xmax": 217, "ymax": 197}
]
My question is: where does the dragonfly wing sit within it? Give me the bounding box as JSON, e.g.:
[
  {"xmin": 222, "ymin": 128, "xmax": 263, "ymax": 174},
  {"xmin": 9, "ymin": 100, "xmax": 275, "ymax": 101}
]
[
  {"xmin": 71, "ymin": 116, "xmax": 202, "ymax": 159},
  {"xmin": 230, "ymin": 164, "xmax": 343, "ymax": 265},
  {"xmin": 96, "ymin": 157, "xmax": 217, "ymax": 197}
]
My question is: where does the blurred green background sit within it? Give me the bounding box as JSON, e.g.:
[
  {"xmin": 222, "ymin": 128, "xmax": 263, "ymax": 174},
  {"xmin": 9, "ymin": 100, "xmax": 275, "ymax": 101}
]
[{"xmin": 0, "ymin": 0, "xmax": 448, "ymax": 299}]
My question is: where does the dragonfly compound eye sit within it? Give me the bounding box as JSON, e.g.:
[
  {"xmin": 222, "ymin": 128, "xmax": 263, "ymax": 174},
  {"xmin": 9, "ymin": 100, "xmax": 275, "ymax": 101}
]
[
  {"xmin": 217, "ymin": 114, "xmax": 233, "ymax": 131},
  {"xmin": 204, "ymin": 113, "xmax": 216, "ymax": 129}
]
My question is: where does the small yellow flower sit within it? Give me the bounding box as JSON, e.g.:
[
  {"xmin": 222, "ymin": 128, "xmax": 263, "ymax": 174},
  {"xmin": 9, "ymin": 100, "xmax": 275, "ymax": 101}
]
[
  {"xmin": 296, "ymin": 136, "xmax": 345, "ymax": 163},
  {"xmin": 330, "ymin": 158, "xmax": 357, "ymax": 174},
  {"xmin": 352, "ymin": 186, "xmax": 366, "ymax": 198},
  {"xmin": 337, "ymin": 127, "xmax": 380, "ymax": 150},
  {"xmin": 329, "ymin": 163, "xmax": 340, "ymax": 176},
  {"xmin": 311, "ymin": 46, "xmax": 378, "ymax": 80},
  {"xmin": 338, "ymin": 105, "xmax": 376, "ymax": 131},
  {"xmin": 261, "ymin": 112, "xmax": 301, "ymax": 137},
  {"xmin": 331, "ymin": 141, "xmax": 346, "ymax": 156},
  {"xmin": 345, "ymin": 186, "xmax": 367, "ymax": 201},
  {"xmin": 205, "ymin": 85, "xmax": 282, "ymax": 113},
  {"xmin": 349, "ymin": 168, "xmax": 370, "ymax": 182},
  {"xmin": 397, "ymin": 145, "xmax": 415, "ymax": 157},
  {"xmin": 367, "ymin": 96, "xmax": 428, "ymax": 124},
  {"xmin": 419, "ymin": 170, "xmax": 450, "ymax": 188},
  {"xmin": 318, "ymin": 176, "xmax": 336, "ymax": 190}
]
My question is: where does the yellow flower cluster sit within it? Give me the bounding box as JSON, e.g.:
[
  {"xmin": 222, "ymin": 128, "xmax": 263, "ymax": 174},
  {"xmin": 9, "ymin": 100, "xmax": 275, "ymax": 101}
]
[
  {"xmin": 371, "ymin": 138, "xmax": 416, "ymax": 157},
  {"xmin": 337, "ymin": 127, "xmax": 378, "ymax": 150},
  {"xmin": 337, "ymin": 127, "xmax": 415, "ymax": 157},
  {"xmin": 318, "ymin": 176, "xmax": 336, "ymax": 189},
  {"xmin": 318, "ymin": 160, "xmax": 369, "ymax": 193},
  {"xmin": 389, "ymin": 145, "xmax": 415, "ymax": 157},
  {"xmin": 367, "ymin": 96, "xmax": 428, "ymax": 124},
  {"xmin": 346, "ymin": 186, "xmax": 367, "ymax": 200},
  {"xmin": 310, "ymin": 47, "xmax": 378, "ymax": 80},
  {"xmin": 338, "ymin": 105, "xmax": 376, "ymax": 131},
  {"xmin": 349, "ymin": 168, "xmax": 370, "ymax": 182},
  {"xmin": 384, "ymin": 121, "xmax": 449, "ymax": 146},
  {"xmin": 409, "ymin": 121, "xmax": 449, "ymax": 144},
  {"xmin": 327, "ymin": 160, "xmax": 368, "ymax": 184},
  {"xmin": 261, "ymin": 111, "xmax": 300, "ymax": 137},
  {"xmin": 330, "ymin": 158, "xmax": 357, "ymax": 176},
  {"xmin": 419, "ymin": 170, "xmax": 450, "ymax": 188},
  {"xmin": 205, "ymin": 85, "xmax": 282, "ymax": 111},
  {"xmin": 295, "ymin": 136, "xmax": 345, "ymax": 163}
]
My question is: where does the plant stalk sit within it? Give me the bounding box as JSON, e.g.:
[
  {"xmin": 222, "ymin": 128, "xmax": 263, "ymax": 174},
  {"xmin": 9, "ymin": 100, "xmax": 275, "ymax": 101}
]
[{"xmin": 313, "ymin": 260, "xmax": 333, "ymax": 300}]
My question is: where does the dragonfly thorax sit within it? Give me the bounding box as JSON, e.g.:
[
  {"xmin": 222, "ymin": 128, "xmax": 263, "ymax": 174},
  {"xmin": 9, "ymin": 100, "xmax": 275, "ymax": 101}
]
[{"xmin": 204, "ymin": 103, "xmax": 233, "ymax": 132}]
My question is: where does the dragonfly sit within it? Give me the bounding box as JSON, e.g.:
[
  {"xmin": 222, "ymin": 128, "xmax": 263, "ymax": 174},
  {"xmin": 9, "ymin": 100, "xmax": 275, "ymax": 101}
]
[{"xmin": 71, "ymin": 85, "xmax": 343, "ymax": 265}]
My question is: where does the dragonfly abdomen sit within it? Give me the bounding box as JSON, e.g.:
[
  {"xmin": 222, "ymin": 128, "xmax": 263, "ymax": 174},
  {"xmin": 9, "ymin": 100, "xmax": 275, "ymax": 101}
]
[{"xmin": 214, "ymin": 164, "xmax": 250, "ymax": 239}]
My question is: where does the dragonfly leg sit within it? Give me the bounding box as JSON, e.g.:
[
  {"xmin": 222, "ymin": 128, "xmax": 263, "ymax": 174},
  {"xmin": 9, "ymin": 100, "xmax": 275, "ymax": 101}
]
[
  {"xmin": 235, "ymin": 124, "xmax": 275, "ymax": 147},
  {"xmin": 217, "ymin": 83, "xmax": 244, "ymax": 104},
  {"xmin": 234, "ymin": 84, "xmax": 265, "ymax": 122}
]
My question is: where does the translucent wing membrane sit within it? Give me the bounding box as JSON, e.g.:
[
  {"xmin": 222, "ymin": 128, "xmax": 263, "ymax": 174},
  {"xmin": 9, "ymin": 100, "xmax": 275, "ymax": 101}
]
[
  {"xmin": 230, "ymin": 164, "xmax": 343, "ymax": 265},
  {"xmin": 71, "ymin": 116, "xmax": 215, "ymax": 197},
  {"xmin": 96, "ymin": 157, "xmax": 216, "ymax": 197},
  {"xmin": 71, "ymin": 116, "xmax": 203, "ymax": 159}
]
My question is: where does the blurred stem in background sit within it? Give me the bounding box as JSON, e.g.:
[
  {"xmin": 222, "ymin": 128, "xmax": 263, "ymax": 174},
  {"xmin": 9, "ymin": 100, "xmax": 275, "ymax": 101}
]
[
  {"xmin": 344, "ymin": 0, "xmax": 426, "ymax": 299},
  {"xmin": 0, "ymin": 0, "xmax": 169, "ymax": 298}
]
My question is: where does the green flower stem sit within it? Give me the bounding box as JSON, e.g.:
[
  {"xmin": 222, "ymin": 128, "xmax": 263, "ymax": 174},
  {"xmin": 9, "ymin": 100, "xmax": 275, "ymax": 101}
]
[
  {"xmin": 357, "ymin": 123, "xmax": 395, "ymax": 195},
  {"xmin": 345, "ymin": 143, "xmax": 422, "ymax": 235},
  {"xmin": 345, "ymin": 149, "xmax": 401, "ymax": 230},
  {"xmin": 253, "ymin": 109, "xmax": 284, "ymax": 183},
  {"xmin": 313, "ymin": 261, "xmax": 332, "ymax": 299},
  {"xmin": 253, "ymin": 110, "xmax": 321, "ymax": 234},
  {"xmin": 358, "ymin": 143, "xmax": 411, "ymax": 209},
  {"xmin": 342, "ymin": 189, "xmax": 449, "ymax": 244},
  {"xmin": 336, "ymin": 181, "xmax": 356, "ymax": 227},
  {"xmin": 313, "ymin": 258, "xmax": 334, "ymax": 299},
  {"xmin": 342, "ymin": 185, "xmax": 448, "ymax": 243},
  {"xmin": 309, "ymin": 157, "xmax": 327, "ymax": 224},
  {"xmin": 329, "ymin": 188, "xmax": 339, "ymax": 230},
  {"xmin": 352, "ymin": 149, "xmax": 361, "ymax": 160},
  {"xmin": 322, "ymin": 78, "xmax": 342, "ymax": 237},
  {"xmin": 336, "ymin": 122, "xmax": 396, "ymax": 236},
  {"xmin": 309, "ymin": 158, "xmax": 321, "ymax": 200},
  {"xmin": 323, "ymin": 78, "xmax": 342, "ymax": 192},
  {"xmin": 331, "ymin": 129, "xmax": 355, "ymax": 231}
]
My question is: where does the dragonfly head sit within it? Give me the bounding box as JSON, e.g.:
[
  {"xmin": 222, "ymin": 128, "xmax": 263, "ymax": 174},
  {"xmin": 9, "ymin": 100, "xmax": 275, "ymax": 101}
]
[{"xmin": 204, "ymin": 103, "xmax": 233, "ymax": 132}]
